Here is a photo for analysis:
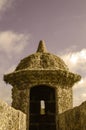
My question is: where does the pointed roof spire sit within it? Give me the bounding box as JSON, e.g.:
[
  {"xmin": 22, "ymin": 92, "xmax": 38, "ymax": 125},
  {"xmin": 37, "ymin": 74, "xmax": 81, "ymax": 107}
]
[{"xmin": 36, "ymin": 40, "xmax": 47, "ymax": 53}]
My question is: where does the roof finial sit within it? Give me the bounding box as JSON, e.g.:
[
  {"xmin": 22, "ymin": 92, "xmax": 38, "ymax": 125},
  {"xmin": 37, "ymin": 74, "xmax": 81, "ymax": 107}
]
[{"xmin": 36, "ymin": 40, "xmax": 47, "ymax": 53}]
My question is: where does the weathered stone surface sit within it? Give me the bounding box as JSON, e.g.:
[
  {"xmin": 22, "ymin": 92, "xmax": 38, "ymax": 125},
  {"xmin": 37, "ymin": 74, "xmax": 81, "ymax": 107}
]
[
  {"xmin": 59, "ymin": 101, "xmax": 86, "ymax": 130},
  {"xmin": 0, "ymin": 99, "xmax": 26, "ymax": 130},
  {"xmin": 57, "ymin": 86, "xmax": 73, "ymax": 113},
  {"xmin": 15, "ymin": 53, "xmax": 69, "ymax": 71},
  {"xmin": 36, "ymin": 40, "xmax": 48, "ymax": 53},
  {"xmin": 3, "ymin": 41, "xmax": 81, "ymax": 130},
  {"xmin": 4, "ymin": 70, "xmax": 81, "ymax": 88}
]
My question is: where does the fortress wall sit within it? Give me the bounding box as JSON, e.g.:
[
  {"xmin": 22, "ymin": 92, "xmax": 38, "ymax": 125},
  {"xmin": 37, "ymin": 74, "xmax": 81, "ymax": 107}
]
[
  {"xmin": 0, "ymin": 99, "xmax": 26, "ymax": 130},
  {"xmin": 59, "ymin": 101, "xmax": 86, "ymax": 130}
]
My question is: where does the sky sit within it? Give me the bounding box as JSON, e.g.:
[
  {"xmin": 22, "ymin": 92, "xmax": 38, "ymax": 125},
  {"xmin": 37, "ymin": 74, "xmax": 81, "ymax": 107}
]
[{"xmin": 0, "ymin": 0, "xmax": 86, "ymax": 107}]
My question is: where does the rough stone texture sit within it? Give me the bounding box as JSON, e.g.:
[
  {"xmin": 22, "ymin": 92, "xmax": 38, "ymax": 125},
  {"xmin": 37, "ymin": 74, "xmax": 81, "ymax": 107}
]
[
  {"xmin": 3, "ymin": 41, "xmax": 81, "ymax": 130},
  {"xmin": 59, "ymin": 101, "xmax": 86, "ymax": 130},
  {"xmin": 15, "ymin": 53, "xmax": 69, "ymax": 71},
  {"xmin": 36, "ymin": 40, "xmax": 48, "ymax": 53},
  {"xmin": 15, "ymin": 40, "xmax": 68, "ymax": 71},
  {"xmin": 0, "ymin": 99, "xmax": 26, "ymax": 130},
  {"xmin": 11, "ymin": 86, "xmax": 30, "ymax": 130},
  {"xmin": 57, "ymin": 86, "xmax": 73, "ymax": 113}
]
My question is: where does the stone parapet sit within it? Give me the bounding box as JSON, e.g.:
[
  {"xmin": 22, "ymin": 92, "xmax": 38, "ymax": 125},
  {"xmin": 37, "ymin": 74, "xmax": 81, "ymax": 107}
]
[
  {"xmin": 59, "ymin": 101, "xmax": 86, "ymax": 130},
  {"xmin": 0, "ymin": 99, "xmax": 26, "ymax": 130}
]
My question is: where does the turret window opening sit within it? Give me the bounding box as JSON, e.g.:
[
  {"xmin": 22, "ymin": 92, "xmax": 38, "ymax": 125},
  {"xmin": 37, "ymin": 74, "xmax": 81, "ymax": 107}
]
[{"xmin": 40, "ymin": 100, "xmax": 45, "ymax": 115}]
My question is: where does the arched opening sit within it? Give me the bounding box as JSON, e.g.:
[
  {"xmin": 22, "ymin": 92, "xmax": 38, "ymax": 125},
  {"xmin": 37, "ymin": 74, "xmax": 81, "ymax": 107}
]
[{"xmin": 29, "ymin": 85, "xmax": 56, "ymax": 130}]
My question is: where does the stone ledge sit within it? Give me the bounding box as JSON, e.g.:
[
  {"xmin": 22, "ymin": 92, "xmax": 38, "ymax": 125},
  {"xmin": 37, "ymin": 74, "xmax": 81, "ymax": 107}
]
[{"xmin": 4, "ymin": 69, "xmax": 81, "ymax": 87}]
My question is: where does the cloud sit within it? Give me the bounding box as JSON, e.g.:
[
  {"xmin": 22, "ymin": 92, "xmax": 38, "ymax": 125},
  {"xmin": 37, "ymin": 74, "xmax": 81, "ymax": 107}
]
[
  {"xmin": 0, "ymin": 81, "xmax": 12, "ymax": 105},
  {"xmin": 73, "ymin": 77, "xmax": 86, "ymax": 106},
  {"xmin": 61, "ymin": 49, "xmax": 86, "ymax": 73},
  {"xmin": 0, "ymin": 30, "xmax": 31, "ymax": 105},
  {"xmin": 0, "ymin": 30, "xmax": 31, "ymax": 72},
  {"xmin": 61, "ymin": 49, "xmax": 86, "ymax": 106},
  {"xmin": 0, "ymin": 0, "xmax": 14, "ymax": 14},
  {"xmin": 5, "ymin": 65, "xmax": 16, "ymax": 74},
  {"xmin": 0, "ymin": 31, "xmax": 30, "ymax": 56}
]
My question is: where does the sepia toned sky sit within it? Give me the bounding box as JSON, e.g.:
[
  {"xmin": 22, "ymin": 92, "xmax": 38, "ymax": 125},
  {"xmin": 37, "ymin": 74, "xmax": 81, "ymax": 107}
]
[{"xmin": 0, "ymin": 0, "xmax": 86, "ymax": 106}]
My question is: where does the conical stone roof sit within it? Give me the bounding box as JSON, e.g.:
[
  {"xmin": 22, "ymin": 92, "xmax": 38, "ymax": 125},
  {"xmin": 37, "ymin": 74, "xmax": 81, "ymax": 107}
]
[{"xmin": 15, "ymin": 40, "xmax": 69, "ymax": 71}]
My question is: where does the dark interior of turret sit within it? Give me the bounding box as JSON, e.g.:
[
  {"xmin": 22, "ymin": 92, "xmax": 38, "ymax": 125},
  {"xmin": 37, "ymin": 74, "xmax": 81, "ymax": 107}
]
[{"xmin": 29, "ymin": 85, "xmax": 56, "ymax": 130}]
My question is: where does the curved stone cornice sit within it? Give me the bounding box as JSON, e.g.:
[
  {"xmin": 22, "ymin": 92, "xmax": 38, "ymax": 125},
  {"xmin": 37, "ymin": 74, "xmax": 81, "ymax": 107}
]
[{"xmin": 4, "ymin": 69, "xmax": 81, "ymax": 89}]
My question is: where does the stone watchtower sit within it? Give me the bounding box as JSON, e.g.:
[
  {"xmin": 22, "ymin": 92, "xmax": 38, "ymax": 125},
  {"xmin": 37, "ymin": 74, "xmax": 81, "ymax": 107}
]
[{"xmin": 4, "ymin": 41, "xmax": 81, "ymax": 130}]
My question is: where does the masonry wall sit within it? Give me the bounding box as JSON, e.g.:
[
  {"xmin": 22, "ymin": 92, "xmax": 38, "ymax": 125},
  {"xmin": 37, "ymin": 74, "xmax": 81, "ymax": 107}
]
[
  {"xmin": 12, "ymin": 86, "xmax": 29, "ymax": 114},
  {"xmin": 59, "ymin": 101, "xmax": 86, "ymax": 130},
  {"xmin": 12, "ymin": 86, "xmax": 30, "ymax": 130},
  {"xmin": 57, "ymin": 86, "xmax": 73, "ymax": 114},
  {"xmin": 11, "ymin": 84, "xmax": 73, "ymax": 130},
  {"xmin": 0, "ymin": 99, "xmax": 26, "ymax": 130}
]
